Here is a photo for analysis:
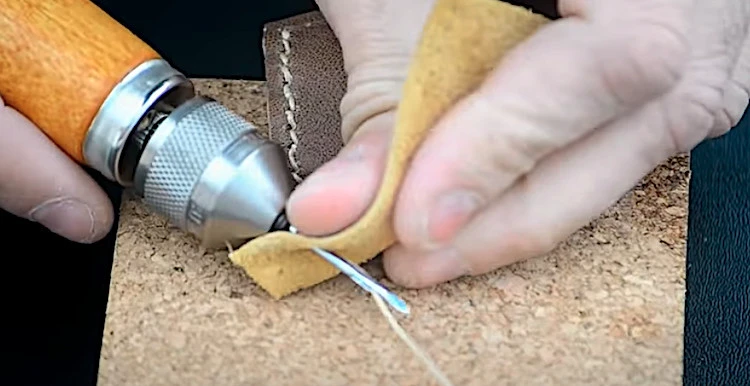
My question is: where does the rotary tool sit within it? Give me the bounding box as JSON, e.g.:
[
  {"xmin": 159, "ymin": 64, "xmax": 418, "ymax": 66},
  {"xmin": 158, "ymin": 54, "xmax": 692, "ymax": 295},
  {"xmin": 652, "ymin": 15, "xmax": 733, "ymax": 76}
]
[
  {"xmin": 0, "ymin": 0, "xmax": 411, "ymax": 311},
  {"xmin": 0, "ymin": 0, "xmax": 296, "ymax": 248}
]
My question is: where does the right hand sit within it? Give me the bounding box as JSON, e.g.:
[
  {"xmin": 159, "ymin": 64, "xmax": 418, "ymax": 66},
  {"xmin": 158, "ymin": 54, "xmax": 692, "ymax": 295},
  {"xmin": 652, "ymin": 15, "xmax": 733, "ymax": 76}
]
[
  {"xmin": 288, "ymin": 0, "xmax": 749, "ymax": 288},
  {"xmin": 0, "ymin": 94, "xmax": 113, "ymax": 243}
]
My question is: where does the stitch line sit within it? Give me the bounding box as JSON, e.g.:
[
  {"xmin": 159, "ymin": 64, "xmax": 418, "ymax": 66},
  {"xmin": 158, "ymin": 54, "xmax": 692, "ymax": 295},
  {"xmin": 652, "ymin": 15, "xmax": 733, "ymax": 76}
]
[{"xmin": 279, "ymin": 28, "xmax": 303, "ymax": 183}]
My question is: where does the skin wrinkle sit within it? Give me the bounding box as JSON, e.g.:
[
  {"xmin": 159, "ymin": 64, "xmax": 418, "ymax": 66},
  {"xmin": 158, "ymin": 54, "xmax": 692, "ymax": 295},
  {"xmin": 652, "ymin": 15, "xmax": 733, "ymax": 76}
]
[
  {"xmin": 344, "ymin": 51, "xmax": 414, "ymax": 80},
  {"xmin": 704, "ymin": 2, "xmax": 750, "ymax": 134},
  {"xmin": 661, "ymin": 0, "xmax": 749, "ymax": 149},
  {"xmin": 346, "ymin": 60, "xmax": 410, "ymax": 86},
  {"xmin": 598, "ymin": 24, "xmax": 688, "ymax": 106},
  {"xmin": 590, "ymin": 0, "xmax": 692, "ymax": 102},
  {"xmin": 338, "ymin": 55, "xmax": 408, "ymax": 143},
  {"xmin": 316, "ymin": 0, "xmax": 434, "ymax": 74},
  {"xmin": 316, "ymin": 0, "xmax": 433, "ymax": 145},
  {"xmin": 339, "ymin": 82, "xmax": 402, "ymax": 143},
  {"xmin": 467, "ymin": 93, "xmax": 555, "ymax": 175}
]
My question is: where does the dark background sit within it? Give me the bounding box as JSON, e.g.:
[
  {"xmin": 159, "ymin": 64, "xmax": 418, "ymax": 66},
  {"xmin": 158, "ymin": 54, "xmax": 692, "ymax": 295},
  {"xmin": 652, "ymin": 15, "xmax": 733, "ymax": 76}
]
[
  {"xmin": 1, "ymin": 1, "xmax": 747, "ymax": 385},
  {"xmin": 92, "ymin": 0, "xmax": 318, "ymax": 79}
]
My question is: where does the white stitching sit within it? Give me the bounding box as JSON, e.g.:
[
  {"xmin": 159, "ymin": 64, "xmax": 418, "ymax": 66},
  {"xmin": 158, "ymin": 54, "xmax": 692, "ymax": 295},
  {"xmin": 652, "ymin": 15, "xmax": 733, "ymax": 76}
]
[{"xmin": 279, "ymin": 28, "xmax": 303, "ymax": 183}]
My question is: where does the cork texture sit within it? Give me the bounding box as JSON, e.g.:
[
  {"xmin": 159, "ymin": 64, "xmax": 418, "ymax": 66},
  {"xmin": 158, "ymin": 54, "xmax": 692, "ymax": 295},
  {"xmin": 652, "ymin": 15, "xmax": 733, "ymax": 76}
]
[{"xmin": 99, "ymin": 78, "xmax": 687, "ymax": 385}]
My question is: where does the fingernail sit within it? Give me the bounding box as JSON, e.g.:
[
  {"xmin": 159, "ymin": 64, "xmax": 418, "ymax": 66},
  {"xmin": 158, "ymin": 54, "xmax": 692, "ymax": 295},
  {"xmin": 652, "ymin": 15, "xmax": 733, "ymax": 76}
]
[
  {"xmin": 29, "ymin": 198, "xmax": 97, "ymax": 243},
  {"xmin": 426, "ymin": 190, "xmax": 483, "ymax": 245}
]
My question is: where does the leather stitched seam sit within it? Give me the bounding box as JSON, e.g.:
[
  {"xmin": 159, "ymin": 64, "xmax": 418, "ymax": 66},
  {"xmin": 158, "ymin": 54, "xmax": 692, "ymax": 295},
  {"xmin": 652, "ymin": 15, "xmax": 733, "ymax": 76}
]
[
  {"xmin": 279, "ymin": 27, "xmax": 304, "ymax": 183},
  {"xmin": 271, "ymin": 19, "xmax": 330, "ymax": 181}
]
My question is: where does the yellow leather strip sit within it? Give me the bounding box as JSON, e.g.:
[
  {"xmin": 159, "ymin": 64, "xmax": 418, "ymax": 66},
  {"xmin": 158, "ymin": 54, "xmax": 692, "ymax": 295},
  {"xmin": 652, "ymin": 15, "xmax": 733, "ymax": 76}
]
[{"xmin": 230, "ymin": 0, "xmax": 550, "ymax": 299}]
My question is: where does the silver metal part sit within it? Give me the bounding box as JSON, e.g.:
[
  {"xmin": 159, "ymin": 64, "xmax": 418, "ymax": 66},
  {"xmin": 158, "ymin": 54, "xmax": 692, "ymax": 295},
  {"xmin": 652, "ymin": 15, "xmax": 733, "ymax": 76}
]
[
  {"xmin": 286, "ymin": 226, "xmax": 409, "ymax": 315},
  {"xmin": 84, "ymin": 59, "xmax": 194, "ymax": 185},
  {"xmin": 134, "ymin": 96, "xmax": 296, "ymax": 248},
  {"xmin": 311, "ymin": 246, "xmax": 410, "ymax": 315}
]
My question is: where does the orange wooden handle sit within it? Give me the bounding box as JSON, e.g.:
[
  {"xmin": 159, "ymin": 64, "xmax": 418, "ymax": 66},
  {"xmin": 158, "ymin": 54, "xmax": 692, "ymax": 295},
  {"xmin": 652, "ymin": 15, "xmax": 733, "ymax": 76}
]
[{"xmin": 0, "ymin": 0, "xmax": 160, "ymax": 163}]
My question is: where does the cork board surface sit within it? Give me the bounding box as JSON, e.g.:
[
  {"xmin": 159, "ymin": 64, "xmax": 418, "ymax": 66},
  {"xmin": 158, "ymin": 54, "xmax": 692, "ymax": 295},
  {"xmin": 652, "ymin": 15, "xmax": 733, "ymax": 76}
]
[{"xmin": 98, "ymin": 79, "xmax": 688, "ymax": 386}]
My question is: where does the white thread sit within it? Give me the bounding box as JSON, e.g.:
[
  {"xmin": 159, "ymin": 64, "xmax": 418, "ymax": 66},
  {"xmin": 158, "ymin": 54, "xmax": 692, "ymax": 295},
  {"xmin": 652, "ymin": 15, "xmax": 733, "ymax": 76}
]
[
  {"xmin": 231, "ymin": 226, "xmax": 452, "ymax": 384},
  {"xmin": 371, "ymin": 294, "xmax": 455, "ymax": 386},
  {"xmin": 279, "ymin": 28, "xmax": 303, "ymax": 183}
]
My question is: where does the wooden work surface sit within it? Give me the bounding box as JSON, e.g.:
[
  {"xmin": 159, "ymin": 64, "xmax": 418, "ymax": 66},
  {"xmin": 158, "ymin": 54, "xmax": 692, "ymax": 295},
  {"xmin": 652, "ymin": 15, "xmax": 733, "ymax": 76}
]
[{"xmin": 98, "ymin": 79, "xmax": 688, "ymax": 385}]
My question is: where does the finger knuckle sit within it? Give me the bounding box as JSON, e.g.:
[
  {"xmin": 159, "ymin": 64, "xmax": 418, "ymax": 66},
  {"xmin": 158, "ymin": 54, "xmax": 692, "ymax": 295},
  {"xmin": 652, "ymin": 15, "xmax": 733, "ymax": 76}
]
[
  {"xmin": 482, "ymin": 132, "xmax": 538, "ymax": 180},
  {"xmin": 725, "ymin": 82, "xmax": 750, "ymax": 126},
  {"xmin": 635, "ymin": 28, "xmax": 687, "ymax": 81},
  {"xmin": 601, "ymin": 22, "xmax": 689, "ymax": 103},
  {"xmin": 462, "ymin": 98, "xmax": 547, "ymax": 184},
  {"xmin": 660, "ymin": 104, "xmax": 706, "ymax": 154},
  {"xmin": 662, "ymin": 80, "xmax": 732, "ymax": 152},
  {"xmin": 339, "ymin": 77, "xmax": 403, "ymax": 143},
  {"xmin": 710, "ymin": 102, "xmax": 750, "ymax": 139}
]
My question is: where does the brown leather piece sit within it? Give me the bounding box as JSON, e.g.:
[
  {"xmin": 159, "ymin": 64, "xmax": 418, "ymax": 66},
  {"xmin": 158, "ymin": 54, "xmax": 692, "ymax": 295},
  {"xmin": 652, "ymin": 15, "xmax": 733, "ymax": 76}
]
[{"xmin": 262, "ymin": 11, "xmax": 347, "ymax": 182}]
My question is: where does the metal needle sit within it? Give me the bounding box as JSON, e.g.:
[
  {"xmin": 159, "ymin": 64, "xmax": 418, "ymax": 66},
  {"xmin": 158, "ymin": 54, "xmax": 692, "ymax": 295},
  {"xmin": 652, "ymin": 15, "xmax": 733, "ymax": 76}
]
[
  {"xmin": 310, "ymin": 247, "xmax": 410, "ymax": 315},
  {"xmin": 288, "ymin": 226, "xmax": 410, "ymax": 315}
]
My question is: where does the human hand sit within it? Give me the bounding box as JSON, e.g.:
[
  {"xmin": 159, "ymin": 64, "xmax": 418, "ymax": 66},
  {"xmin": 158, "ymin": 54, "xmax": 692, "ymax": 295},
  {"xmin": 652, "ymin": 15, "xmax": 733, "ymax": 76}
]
[
  {"xmin": 287, "ymin": 0, "xmax": 750, "ymax": 288},
  {"xmin": 0, "ymin": 95, "xmax": 114, "ymax": 243}
]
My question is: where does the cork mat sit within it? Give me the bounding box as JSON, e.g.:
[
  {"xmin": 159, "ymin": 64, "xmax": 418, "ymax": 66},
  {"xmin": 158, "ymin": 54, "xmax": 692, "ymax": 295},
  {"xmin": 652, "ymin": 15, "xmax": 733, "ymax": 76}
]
[{"xmin": 98, "ymin": 78, "xmax": 687, "ymax": 385}]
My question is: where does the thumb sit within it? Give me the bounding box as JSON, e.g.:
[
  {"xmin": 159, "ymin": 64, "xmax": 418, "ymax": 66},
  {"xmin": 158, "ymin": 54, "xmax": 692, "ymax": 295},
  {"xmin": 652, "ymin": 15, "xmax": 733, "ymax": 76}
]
[
  {"xmin": 285, "ymin": 111, "xmax": 393, "ymax": 236},
  {"xmin": 0, "ymin": 98, "xmax": 114, "ymax": 243}
]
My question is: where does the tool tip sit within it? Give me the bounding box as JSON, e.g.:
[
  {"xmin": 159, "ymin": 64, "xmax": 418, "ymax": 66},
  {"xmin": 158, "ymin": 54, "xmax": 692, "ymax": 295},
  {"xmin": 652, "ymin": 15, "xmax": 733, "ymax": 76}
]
[
  {"xmin": 270, "ymin": 210, "xmax": 292, "ymax": 232},
  {"xmin": 385, "ymin": 293, "xmax": 411, "ymax": 315}
]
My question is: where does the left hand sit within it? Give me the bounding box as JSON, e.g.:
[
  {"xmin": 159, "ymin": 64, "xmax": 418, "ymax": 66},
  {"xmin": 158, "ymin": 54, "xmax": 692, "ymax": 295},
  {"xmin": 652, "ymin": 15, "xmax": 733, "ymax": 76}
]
[{"xmin": 286, "ymin": 0, "xmax": 750, "ymax": 288}]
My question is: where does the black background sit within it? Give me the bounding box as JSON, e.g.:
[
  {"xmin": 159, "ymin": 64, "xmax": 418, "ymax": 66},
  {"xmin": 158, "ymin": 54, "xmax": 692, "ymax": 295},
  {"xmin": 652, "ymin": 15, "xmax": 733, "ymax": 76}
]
[
  {"xmin": 0, "ymin": 1, "xmax": 747, "ymax": 385},
  {"xmin": 91, "ymin": 0, "xmax": 318, "ymax": 80}
]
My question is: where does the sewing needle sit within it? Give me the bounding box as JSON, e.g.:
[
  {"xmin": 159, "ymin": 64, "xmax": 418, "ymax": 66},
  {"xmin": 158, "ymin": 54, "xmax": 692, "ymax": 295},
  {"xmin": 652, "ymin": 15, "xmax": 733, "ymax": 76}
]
[
  {"xmin": 310, "ymin": 246, "xmax": 410, "ymax": 315},
  {"xmin": 287, "ymin": 226, "xmax": 409, "ymax": 315}
]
